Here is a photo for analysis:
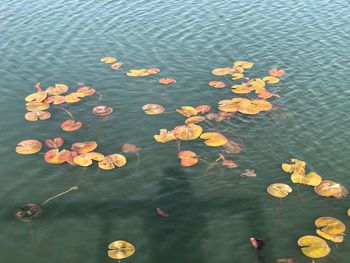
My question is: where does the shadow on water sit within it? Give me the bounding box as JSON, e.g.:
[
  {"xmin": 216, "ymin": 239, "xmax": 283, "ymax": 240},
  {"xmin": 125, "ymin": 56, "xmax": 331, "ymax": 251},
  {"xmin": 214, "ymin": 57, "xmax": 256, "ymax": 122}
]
[
  {"xmin": 143, "ymin": 166, "xmax": 208, "ymax": 263},
  {"xmin": 8, "ymin": 167, "xmax": 270, "ymax": 263}
]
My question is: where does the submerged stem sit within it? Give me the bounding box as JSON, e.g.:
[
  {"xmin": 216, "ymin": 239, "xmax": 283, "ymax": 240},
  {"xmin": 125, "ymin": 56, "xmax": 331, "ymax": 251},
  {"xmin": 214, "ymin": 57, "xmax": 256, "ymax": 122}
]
[
  {"xmin": 53, "ymin": 106, "xmax": 75, "ymax": 119},
  {"xmin": 43, "ymin": 186, "xmax": 78, "ymax": 205}
]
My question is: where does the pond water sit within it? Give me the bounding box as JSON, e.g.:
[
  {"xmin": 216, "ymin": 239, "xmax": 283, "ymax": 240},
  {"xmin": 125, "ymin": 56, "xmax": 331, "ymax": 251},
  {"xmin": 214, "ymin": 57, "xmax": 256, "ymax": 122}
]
[{"xmin": 1, "ymin": 0, "xmax": 350, "ymax": 262}]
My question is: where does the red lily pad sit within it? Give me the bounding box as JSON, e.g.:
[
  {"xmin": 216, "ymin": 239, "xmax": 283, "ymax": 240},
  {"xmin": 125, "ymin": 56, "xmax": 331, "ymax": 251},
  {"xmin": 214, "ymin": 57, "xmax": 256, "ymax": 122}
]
[
  {"xmin": 45, "ymin": 137, "xmax": 64, "ymax": 148},
  {"xmin": 92, "ymin": 105, "xmax": 113, "ymax": 117}
]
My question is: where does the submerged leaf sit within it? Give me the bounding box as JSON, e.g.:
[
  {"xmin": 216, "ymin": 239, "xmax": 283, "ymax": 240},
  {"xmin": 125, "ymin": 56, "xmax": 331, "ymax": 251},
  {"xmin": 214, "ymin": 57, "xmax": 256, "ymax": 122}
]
[
  {"xmin": 122, "ymin": 143, "xmax": 140, "ymax": 154},
  {"xmin": 142, "ymin": 104, "xmax": 165, "ymax": 115},
  {"xmin": 222, "ymin": 140, "xmax": 241, "ymax": 153},
  {"xmin": 92, "ymin": 105, "xmax": 113, "ymax": 116}
]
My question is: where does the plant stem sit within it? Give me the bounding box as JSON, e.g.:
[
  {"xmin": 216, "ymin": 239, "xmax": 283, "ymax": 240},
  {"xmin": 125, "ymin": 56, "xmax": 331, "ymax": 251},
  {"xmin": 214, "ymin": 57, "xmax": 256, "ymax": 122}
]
[{"xmin": 43, "ymin": 186, "xmax": 78, "ymax": 205}]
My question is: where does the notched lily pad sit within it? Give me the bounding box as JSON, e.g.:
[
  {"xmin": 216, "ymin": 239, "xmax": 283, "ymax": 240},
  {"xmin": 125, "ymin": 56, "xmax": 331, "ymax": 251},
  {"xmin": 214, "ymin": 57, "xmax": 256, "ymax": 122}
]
[
  {"xmin": 267, "ymin": 183, "xmax": 292, "ymax": 198},
  {"xmin": 297, "ymin": 235, "xmax": 330, "ymax": 259},
  {"xmin": 16, "ymin": 139, "xmax": 42, "ymax": 154},
  {"xmin": 108, "ymin": 240, "xmax": 135, "ymax": 260}
]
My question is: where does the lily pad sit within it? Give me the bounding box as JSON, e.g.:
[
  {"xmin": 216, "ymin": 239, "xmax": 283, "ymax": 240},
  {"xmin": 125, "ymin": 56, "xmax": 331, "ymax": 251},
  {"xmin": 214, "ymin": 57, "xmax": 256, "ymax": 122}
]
[
  {"xmin": 267, "ymin": 183, "xmax": 292, "ymax": 198},
  {"xmin": 71, "ymin": 141, "xmax": 97, "ymax": 154},
  {"xmin": 178, "ymin": 150, "xmax": 198, "ymax": 167},
  {"xmin": 269, "ymin": 68, "xmax": 285, "ymax": 77},
  {"xmin": 44, "ymin": 149, "xmax": 71, "ymax": 164},
  {"xmin": 185, "ymin": 116, "xmax": 206, "ymax": 124},
  {"xmin": 45, "ymin": 137, "xmax": 64, "ymax": 148},
  {"xmin": 142, "ymin": 104, "xmax": 165, "ymax": 115},
  {"xmin": 16, "ymin": 139, "xmax": 42, "ymax": 154},
  {"xmin": 173, "ymin": 124, "xmax": 202, "ymax": 140},
  {"xmin": 101, "ymin": 57, "xmax": 117, "ymax": 63},
  {"xmin": 92, "ymin": 105, "xmax": 113, "ymax": 116},
  {"xmin": 154, "ymin": 129, "xmax": 177, "ymax": 143},
  {"xmin": 61, "ymin": 119, "xmax": 83, "ymax": 132},
  {"xmin": 111, "ymin": 62, "xmax": 123, "ymax": 70},
  {"xmin": 108, "ymin": 240, "xmax": 135, "ymax": 260},
  {"xmin": 209, "ymin": 81, "xmax": 226, "ymax": 88},
  {"xmin": 234, "ymin": 61, "xmax": 254, "ymax": 69},
  {"xmin": 200, "ymin": 132, "xmax": 228, "ymax": 146},
  {"xmin": 176, "ymin": 106, "xmax": 198, "ymax": 117},
  {"xmin": 159, "ymin": 78, "xmax": 176, "ymax": 85},
  {"xmin": 314, "ymin": 180, "xmax": 348, "ymax": 198},
  {"xmin": 196, "ymin": 105, "xmax": 211, "ymax": 113},
  {"xmin": 297, "ymin": 235, "xmax": 330, "ymax": 259},
  {"xmin": 24, "ymin": 111, "xmax": 51, "ymax": 121}
]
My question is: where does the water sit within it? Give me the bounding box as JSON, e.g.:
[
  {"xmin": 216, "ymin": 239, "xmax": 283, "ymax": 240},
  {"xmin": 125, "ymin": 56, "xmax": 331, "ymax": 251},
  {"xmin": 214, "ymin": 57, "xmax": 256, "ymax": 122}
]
[{"xmin": 1, "ymin": 0, "xmax": 350, "ymax": 262}]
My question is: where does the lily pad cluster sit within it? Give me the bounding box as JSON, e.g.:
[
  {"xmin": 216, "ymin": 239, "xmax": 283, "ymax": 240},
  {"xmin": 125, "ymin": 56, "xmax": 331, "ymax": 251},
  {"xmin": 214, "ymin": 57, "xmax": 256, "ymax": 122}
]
[
  {"xmin": 24, "ymin": 83, "xmax": 96, "ymax": 132},
  {"xmin": 282, "ymin": 159, "xmax": 348, "ymax": 198},
  {"xmin": 298, "ymin": 217, "xmax": 346, "ymax": 260}
]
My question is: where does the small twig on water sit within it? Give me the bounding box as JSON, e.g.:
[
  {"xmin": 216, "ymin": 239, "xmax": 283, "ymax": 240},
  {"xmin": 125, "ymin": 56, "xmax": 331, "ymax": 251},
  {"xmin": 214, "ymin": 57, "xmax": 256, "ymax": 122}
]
[{"xmin": 43, "ymin": 186, "xmax": 78, "ymax": 205}]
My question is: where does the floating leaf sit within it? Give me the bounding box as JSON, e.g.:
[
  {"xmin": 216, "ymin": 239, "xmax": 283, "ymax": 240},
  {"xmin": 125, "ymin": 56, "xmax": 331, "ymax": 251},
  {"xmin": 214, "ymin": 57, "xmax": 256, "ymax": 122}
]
[
  {"xmin": 315, "ymin": 217, "xmax": 346, "ymax": 243},
  {"xmin": 231, "ymin": 84, "xmax": 254, "ymax": 94},
  {"xmin": 142, "ymin": 104, "xmax": 165, "ymax": 115},
  {"xmin": 176, "ymin": 106, "xmax": 198, "ymax": 117},
  {"xmin": 146, "ymin": 68, "xmax": 160, "ymax": 74},
  {"xmin": 209, "ymin": 81, "xmax": 226, "ymax": 88},
  {"xmin": 212, "ymin": 67, "xmax": 232, "ymax": 76},
  {"xmin": 111, "ymin": 62, "xmax": 123, "ymax": 70},
  {"xmin": 110, "ymin": 154, "xmax": 127, "ymax": 167},
  {"xmin": 205, "ymin": 113, "xmax": 225, "ymax": 122},
  {"xmin": 297, "ymin": 235, "xmax": 330, "ymax": 259},
  {"xmin": 44, "ymin": 149, "xmax": 71, "ymax": 164},
  {"xmin": 269, "ymin": 68, "xmax": 285, "ymax": 77},
  {"xmin": 234, "ymin": 61, "xmax": 254, "ymax": 69},
  {"xmin": 222, "ymin": 159, "xmax": 238, "ymax": 168},
  {"xmin": 291, "ymin": 171, "xmax": 322, "ymax": 186},
  {"xmin": 45, "ymin": 95, "xmax": 65, "ymax": 105},
  {"xmin": 76, "ymin": 86, "xmax": 96, "ymax": 96},
  {"xmin": 231, "ymin": 73, "xmax": 244, "ymax": 80},
  {"xmin": 25, "ymin": 92, "xmax": 47, "ymax": 102},
  {"xmin": 267, "ymin": 183, "xmax": 292, "ymax": 198},
  {"xmin": 222, "ymin": 140, "xmax": 241, "ymax": 153},
  {"xmin": 73, "ymin": 154, "xmax": 93, "ymax": 167},
  {"xmin": 154, "ymin": 129, "xmax": 177, "ymax": 143},
  {"xmin": 173, "ymin": 124, "xmax": 202, "ymax": 141},
  {"xmin": 263, "ymin": 76, "xmax": 280, "ymax": 84},
  {"xmin": 126, "ymin": 69, "xmax": 149, "ymax": 77},
  {"xmin": 26, "ymin": 102, "xmax": 50, "ymax": 111},
  {"xmin": 314, "ymin": 180, "xmax": 348, "ymax": 198},
  {"xmin": 61, "ymin": 119, "xmax": 83, "ymax": 132},
  {"xmin": 122, "ymin": 143, "xmax": 140, "ymax": 154},
  {"xmin": 24, "ymin": 111, "xmax": 51, "ymax": 121},
  {"xmin": 241, "ymin": 169, "xmax": 256, "ymax": 177},
  {"xmin": 159, "ymin": 78, "xmax": 176, "ymax": 85},
  {"xmin": 45, "ymin": 137, "xmax": 64, "ymax": 148},
  {"xmin": 16, "ymin": 139, "xmax": 42, "ymax": 154},
  {"xmin": 92, "ymin": 105, "xmax": 113, "ymax": 116},
  {"xmin": 108, "ymin": 240, "xmax": 135, "ymax": 260},
  {"xmin": 14, "ymin": 203, "xmax": 42, "ymax": 222},
  {"xmin": 98, "ymin": 156, "xmax": 115, "ymax": 170},
  {"xmin": 45, "ymin": 84, "xmax": 69, "ymax": 95},
  {"xmin": 185, "ymin": 116, "xmax": 206, "ymax": 124},
  {"xmin": 316, "ymin": 229, "xmax": 344, "ymax": 243},
  {"xmin": 85, "ymin": 152, "xmax": 105, "ymax": 161},
  {"xmin": 101, "ymin": 57, "xmax": 117, "ymax": 63},
  {"xmin": 195, "ymin": 105, "xmax": 211, "ymax": 113},
  {"xmin": 178, "ymin": 150, "xmax": 198, "ymax": 167},
  {"xmin": 65, "ymin": 92, "xmax": 85, "ymax": 103},
  {"xmin": 71, "ymin": 141, "xmax": 97, "ymax": 154},
  {"xmin": 200, "ymin": 132, "xmax": 228, "ymax": 146}
]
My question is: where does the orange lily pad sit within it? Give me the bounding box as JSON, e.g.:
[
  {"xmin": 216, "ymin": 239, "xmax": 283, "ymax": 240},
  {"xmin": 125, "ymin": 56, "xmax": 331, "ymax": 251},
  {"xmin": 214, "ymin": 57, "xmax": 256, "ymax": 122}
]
[
  {"xmin": 24, "ymin": 111, "xmax": 51, "ymax": 121},
  {"xmin": 45, "ymin": 137, "xmax": 64, "ymax": 148},
  {"xmin": 26, "ymin": 102, "xmax": 50, "ymax": 111},
  {"xmin": 314, "ymin": 180, "xmax": 348, "ymax": 198},
  {"xmin": 98, "ymin": 154, "xmax": 127, "ymax": 170},
  {"xmin": 269, "ymin": 68, "xmax": 285, "ymax": 77},
  {"xmin": 212, "ymin": 67, "xmax": 233, "ymax": 76},
  {"xmin": 44, "ymin": 95, "xmax": 66, "ymax": 105},
  {"xmin": 101, "ymin": 57, "xmax": 117, "ymax": 63},
  {"xmin": 173, "ymin": 124, "xmax": 203, "ymax": 141},
  {"xmin": 178, "ymin": 150, "xmax": 198, "ymax": 167},
  {"xmin": 73, "ymin": 154, "xmax": 93, "ymax": 167},
  {"xmin": 185, "ymin": 116, "xmax": 206, "ymax": 124},
  {"xmin": 16, "ymin": 139, "xmax": 42, "ymax": 154},
  {"xmin": 111, "ymin": 62, "xmax": 123, "ymax": 70},
  {"xmin": 209, "ymin": 81, "xmax": 226, "ymax": 88},
  {"xmin": 25, "ymin": 92, "xmax": 48, "ymax": 102},
  {"xmin": 195, "ymin": 105, "xmax": 211, "ymax": 113},
  {"xmin": 44, "ymin": 149, "xmax": 71, "ymax": 164},
  {"xmin": 154, "ymin": 129, "xmax": 177, "ymax": 143},
  {"xmin": 71, "ymin": 141, "xmax": 97, "ymax": 154},
  {"xmin": 61, "ymin": 119, "xmax": 83, "ymax": 131},
  {"xmin": 200, "ymin": 132, "xmax": 228, "ymax": 146},
  {"xmin": 76, "ymin": 86, "xmax": 96, "ymax": 96},
  {"xmin": 234, "ymin": 61, "xmax": 254, "ymax": 69},
  {"xmin": 142, "ymin": 104, "xmax": 165, "ymax": 115},
  {"xmin": 263, "ymin": 76, "xmax": 280, "ymax": 84},
  {"xmin": 45, "ymin": 84, "xmax": 69, "ymax": 95},
  {"xmin": 159, "ymin": 78, "xmax": 176, "ymax": 85},
  {"xmin": 176, "ymin": 106, "xmax": 198, "ymax": 117},
  {"xmin": 146, "ymin": 68, "xmax": 160, "ymax": 74},
  {"xmin": 126, "ymin": 69, "xmax": 149, "ymax": 77}
]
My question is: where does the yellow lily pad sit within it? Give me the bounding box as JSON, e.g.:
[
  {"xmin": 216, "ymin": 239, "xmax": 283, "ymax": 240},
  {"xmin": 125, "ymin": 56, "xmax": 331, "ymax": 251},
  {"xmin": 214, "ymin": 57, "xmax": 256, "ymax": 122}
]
[
  {"xmin": 108, "ymin": 240, "xmax": 135, "ymax": 260},
  {"xmin": 297, "ymin": 235, "xmax": 330, "ymax": 259},
  {"xmin": 200, "ymin": 132, "xmax": 228, "ymax": 146},
  {"xmin": 267, "ymin": 183, "xmax": 292, "ymax": 198}
]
